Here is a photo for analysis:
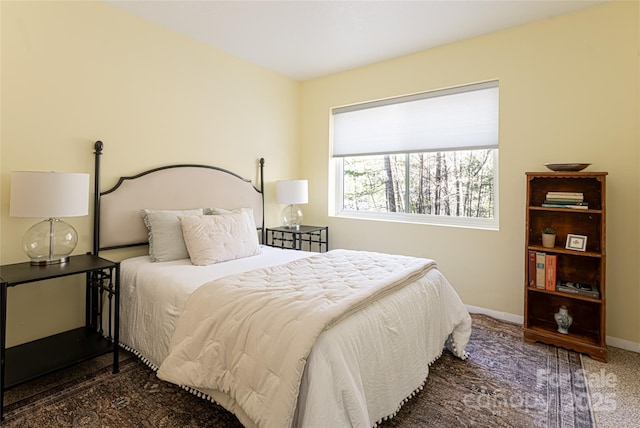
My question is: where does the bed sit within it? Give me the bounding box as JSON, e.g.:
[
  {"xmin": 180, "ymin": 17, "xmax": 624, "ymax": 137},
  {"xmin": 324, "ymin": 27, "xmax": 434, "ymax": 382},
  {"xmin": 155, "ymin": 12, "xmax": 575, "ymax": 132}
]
[{"xmin": 92, "ymin": 141, "xmax": 472, "ymax": 428}]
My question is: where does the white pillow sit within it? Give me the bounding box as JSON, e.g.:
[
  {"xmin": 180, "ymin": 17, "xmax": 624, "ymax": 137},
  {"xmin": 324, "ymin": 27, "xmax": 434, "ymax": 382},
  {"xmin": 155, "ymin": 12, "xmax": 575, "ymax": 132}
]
[
  {"xmin": 141, "ymin": 208, "xmax": 203, "ymax": 262},
  {"xmin": 203, "ymin": 207, "xmax": 254, "ymax": 217},
  {"xmin": 203, "ymin": 207, "xmax": 233, "ymax": 215},
  {"xmin": 179, "ymin": 210, "xmax": 261, "ymax": 266}
]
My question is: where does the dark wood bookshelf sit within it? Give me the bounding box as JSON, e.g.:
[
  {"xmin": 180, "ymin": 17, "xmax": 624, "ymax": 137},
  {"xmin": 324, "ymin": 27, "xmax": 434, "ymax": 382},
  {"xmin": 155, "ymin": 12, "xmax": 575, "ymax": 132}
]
[{"xmin": 524, "ymin": 172, "xmax": 607, "ymax": 362}]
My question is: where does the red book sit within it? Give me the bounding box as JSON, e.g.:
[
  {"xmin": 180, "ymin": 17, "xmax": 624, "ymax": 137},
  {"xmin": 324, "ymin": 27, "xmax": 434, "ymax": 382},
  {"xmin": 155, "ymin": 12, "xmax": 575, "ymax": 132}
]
[
  {"xmin": 528, "ymin": 251, "xmax": 537, "ymax": 287},
  {"xmin": 545, "ymin": 254, "xmax": 557, "ymax": 291}
]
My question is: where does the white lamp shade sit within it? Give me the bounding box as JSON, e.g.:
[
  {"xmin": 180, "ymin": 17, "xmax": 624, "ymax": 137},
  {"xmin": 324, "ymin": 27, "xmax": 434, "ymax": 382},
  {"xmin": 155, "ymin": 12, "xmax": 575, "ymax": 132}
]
[
  {"xmin": 276, "ymin": 180, "xmax": 308, "ymax": 205},
  {"xmin": 10, "ymin": 171, "xmax": 90, "ymax": 218}
]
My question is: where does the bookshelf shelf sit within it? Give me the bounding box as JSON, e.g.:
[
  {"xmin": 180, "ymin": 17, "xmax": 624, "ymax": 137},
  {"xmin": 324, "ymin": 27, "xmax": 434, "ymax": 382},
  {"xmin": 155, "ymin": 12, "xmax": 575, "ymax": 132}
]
[
  {"xmin": 529, "ymin": 206, "xmax": 603, "ymax": 214},
  {"xmin": 526, "ymin": 244, "xmax": 602, "ymax": 258},
  {"xmin": 524, "ymin": 171, "xmax": 607, "ymax": 362},
  {"xmin": 527, "ymin": 286, "xmax": 602, "ymax": 303},
  {"xmin": 526, "ymin": 323, "xmax": 601, "ymax": 349}
]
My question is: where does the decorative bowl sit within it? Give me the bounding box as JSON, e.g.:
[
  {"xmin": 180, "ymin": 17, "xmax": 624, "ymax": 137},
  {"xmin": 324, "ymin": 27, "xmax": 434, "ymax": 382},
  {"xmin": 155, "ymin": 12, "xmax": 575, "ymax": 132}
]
[{"xmin": 544, "ymin": 163, "xmax": 591, "ymax": 172}]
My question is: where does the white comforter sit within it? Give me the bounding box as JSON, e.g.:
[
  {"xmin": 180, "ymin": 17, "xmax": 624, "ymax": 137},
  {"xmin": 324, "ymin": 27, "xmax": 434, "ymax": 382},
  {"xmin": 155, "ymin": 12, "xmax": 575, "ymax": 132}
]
[{"xmin": 117, "ymin": 246, "xmax": 471, "ymax": 427}]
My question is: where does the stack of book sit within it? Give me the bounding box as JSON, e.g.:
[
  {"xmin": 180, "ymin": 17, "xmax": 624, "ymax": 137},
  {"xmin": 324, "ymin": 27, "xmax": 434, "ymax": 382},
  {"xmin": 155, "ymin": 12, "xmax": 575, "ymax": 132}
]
[
  {"xmin": 556, "ymin": 280, "xmax": 600, "ymax": 299},
  {"xmin": 542, "ymin": 191, "xmax": 588, "ymax": 209}
]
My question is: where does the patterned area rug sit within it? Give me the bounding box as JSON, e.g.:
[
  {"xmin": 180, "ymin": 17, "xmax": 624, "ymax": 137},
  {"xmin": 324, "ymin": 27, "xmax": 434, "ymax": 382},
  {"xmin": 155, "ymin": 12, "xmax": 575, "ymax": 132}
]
[{"xmin": 2, "ymin": 314, "xmax": 593, "ymax": 427}]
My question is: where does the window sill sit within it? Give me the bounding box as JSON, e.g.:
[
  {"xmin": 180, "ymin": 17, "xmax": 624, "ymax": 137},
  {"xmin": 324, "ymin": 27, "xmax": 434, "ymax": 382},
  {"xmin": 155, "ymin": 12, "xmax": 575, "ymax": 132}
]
[{"xmin": 332, "ymin": 211, "xmax": 499, "ymax": 231}]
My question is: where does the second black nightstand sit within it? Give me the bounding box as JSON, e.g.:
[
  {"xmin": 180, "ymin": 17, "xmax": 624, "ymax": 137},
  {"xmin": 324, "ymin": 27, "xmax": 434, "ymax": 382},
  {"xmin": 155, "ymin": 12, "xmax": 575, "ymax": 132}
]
[{"xmin": 266, "ymin": 225, "xmax": 329, "ymax": 253}]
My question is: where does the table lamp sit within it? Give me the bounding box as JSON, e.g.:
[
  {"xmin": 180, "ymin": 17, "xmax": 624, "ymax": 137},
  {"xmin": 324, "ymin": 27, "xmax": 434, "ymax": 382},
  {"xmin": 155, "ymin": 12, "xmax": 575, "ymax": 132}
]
[
  {"xmin": 275, "ymin": 180, "xmax": 308, "ymax": 230},
  {"xmin": 10, "ymin": 171, "xmax": 90, "ymax": 265}
]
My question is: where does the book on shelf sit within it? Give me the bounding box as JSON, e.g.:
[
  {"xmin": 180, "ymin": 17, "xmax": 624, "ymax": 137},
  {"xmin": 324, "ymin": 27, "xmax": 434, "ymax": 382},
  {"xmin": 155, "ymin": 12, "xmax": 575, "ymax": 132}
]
[
  {"xmin": 556, "ymin": 280, "xmax": 600, "ymax": 299},
  {"xmin": 528, "ymin": 251, "xmax": 536, "ymax": 287},
  {"xmin": 544, "ymin": 198, "xmax": 587, "ymax": 205},
  {"xmin": 546, "ymin": 192, "xmax": 584, "ymax": 199},
  {"xmin": 535, "ymin": 252, "xmax": 546, "ymax": 289},
  {"xmin": 542, "ymin": 203, "xmax": 588, "ymax": 209},
  {"xmin": 545, "ymin": 254, "xmax": 557, "ymax": 291}
]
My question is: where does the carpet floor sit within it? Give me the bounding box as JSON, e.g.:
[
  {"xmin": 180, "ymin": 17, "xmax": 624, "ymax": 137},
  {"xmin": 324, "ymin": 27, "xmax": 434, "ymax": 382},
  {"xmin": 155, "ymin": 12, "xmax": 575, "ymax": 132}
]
[{"xmin": 2, "ymin": 314, "xmax": 593, "ymax": 427}]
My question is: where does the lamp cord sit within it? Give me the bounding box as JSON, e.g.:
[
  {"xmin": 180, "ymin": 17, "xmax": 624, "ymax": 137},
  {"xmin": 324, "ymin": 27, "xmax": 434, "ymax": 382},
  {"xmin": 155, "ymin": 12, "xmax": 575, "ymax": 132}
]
[{"xmin": 47, "ymin": 218, "xmax": 56, "ymax": 261}]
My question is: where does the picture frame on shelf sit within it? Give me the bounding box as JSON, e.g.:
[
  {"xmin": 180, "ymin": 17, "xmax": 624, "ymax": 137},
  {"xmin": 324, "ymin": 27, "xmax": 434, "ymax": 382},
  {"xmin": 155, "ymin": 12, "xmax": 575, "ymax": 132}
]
[{"xmin": 565, "ymin": 234, "xmax": 587, "ymax": 251}]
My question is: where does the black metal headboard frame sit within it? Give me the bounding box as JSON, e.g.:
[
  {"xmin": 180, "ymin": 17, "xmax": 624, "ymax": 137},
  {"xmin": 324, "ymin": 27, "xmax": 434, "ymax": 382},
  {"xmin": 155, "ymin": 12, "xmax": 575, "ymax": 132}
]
[{"xmin": 92, "ymin": 140, "xmax": 265, "ymax": 255}]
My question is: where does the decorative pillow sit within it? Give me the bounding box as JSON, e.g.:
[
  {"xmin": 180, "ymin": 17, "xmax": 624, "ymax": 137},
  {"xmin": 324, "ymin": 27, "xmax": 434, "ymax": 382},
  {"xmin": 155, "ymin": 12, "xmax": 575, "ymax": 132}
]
[
  {"xmin": 141, "ymin": 208, "xmax": 203, "ymax": 262},
  {"xmin": 203, "ymin": 207, "xmax": 254, "ymax": 217},
  {"xmin": 203, "ymin": 207, "xmax": 233, "ymax": 215},
  {"xmin": 179, "ymin": 210, "xmax": 261, "ymax": 266}
]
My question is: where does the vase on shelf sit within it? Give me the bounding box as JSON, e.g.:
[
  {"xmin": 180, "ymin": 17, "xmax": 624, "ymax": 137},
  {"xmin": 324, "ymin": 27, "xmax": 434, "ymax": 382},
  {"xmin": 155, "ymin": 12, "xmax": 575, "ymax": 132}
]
[{"xmin": 554, "ymin": 306, "xmax": 573, "ymax": 334}]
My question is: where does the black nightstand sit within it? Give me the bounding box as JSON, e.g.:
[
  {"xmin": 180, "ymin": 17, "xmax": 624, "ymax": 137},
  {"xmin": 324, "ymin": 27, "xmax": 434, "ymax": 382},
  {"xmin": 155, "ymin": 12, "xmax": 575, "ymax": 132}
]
[
  {"xmin": 266, "ymin": 225, "xmax": 329, "ymax": 253},
  {"xmin": 0, "ymin": 254, "xmax": 119, "ymax": 420}
]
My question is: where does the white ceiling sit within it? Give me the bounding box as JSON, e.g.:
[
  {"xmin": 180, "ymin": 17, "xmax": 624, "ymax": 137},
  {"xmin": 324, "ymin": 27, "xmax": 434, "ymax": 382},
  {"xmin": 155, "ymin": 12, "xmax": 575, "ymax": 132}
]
[{"xmin": 108, "ymin": 0, "xmax": 608, "ymax": 81}]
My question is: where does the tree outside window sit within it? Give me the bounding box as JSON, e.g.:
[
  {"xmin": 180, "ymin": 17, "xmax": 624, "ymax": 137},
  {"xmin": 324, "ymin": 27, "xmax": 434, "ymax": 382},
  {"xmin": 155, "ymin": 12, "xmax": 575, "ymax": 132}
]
[
  {"xmin": 343, "ymin": 149, "xmax": 494, "ymax": 218},
  {"xmin": 333, "ymin": 81, "xmax": 499, "ymax": 229}
]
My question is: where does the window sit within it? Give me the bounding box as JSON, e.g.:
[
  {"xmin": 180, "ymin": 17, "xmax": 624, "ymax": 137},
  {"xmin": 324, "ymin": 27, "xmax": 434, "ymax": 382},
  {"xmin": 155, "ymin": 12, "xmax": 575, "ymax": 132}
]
[{"xmin": 331, "ymin": 81, "xmax": 499, "ymax": 229}]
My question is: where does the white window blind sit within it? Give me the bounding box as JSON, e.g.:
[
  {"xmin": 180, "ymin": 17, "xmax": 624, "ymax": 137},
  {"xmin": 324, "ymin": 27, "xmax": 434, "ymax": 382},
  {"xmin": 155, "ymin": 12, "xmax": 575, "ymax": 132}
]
[{"xmin": 332, "ymin": 81, "xmax": 499, "ymax": 157}]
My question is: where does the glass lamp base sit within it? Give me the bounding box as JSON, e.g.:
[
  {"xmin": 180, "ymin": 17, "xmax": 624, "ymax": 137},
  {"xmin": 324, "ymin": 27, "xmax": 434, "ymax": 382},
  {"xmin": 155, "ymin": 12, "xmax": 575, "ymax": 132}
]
[
  {"xmin": 22, "ymin": 218, "xmax": 78, "ymax": 265},
  {"xmin": 281, "ymin": 204, "xmax": 303, "ymax": 230}
]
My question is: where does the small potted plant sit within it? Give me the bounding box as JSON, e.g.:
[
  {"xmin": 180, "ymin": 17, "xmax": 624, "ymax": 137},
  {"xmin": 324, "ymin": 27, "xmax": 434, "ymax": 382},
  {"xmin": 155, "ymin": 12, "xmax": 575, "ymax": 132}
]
[{"xmin": 542, "ymin": 227, "xmax": 556, "ymax": 248}]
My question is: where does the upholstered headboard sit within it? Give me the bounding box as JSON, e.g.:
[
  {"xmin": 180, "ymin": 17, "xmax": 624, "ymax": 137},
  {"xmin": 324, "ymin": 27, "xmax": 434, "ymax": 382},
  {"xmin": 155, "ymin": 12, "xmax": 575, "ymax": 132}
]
[{"xmin": 92, "ymin": 141, "xmax": 264, "ymax": 253}]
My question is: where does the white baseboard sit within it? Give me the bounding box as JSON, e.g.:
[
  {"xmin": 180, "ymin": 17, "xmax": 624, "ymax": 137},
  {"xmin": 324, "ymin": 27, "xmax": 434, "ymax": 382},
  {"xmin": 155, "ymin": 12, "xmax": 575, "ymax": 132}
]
[
  {"xmin": 466, "ymin": 305, "xmax": 524, "ymax": 325},
  {"xmin": 606, "ymin": 336, "xmax": 640, "ymax": 353},
  {"xmin": 465, "ymin": 305, "xmax": 639, "ymax": 354}
]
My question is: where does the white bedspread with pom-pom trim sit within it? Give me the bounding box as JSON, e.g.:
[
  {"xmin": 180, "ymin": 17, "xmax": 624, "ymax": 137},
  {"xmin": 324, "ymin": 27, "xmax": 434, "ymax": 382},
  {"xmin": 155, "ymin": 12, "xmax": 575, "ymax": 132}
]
[{"xmin": 156, "ymin": 249, "xmax": 471, "ymax": 428}]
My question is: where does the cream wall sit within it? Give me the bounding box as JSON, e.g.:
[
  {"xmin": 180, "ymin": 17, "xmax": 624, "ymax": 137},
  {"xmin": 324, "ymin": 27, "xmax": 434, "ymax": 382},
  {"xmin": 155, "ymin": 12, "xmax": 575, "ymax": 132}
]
[
  {"xmin": 1, "ymin": 1, "xmax": 300, "ymax": 346},
  {"xmin": 301, "ymin": 1, "xmax": 640, "ymax": 346}
]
